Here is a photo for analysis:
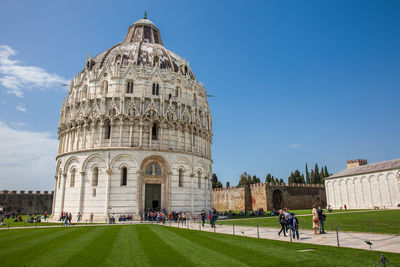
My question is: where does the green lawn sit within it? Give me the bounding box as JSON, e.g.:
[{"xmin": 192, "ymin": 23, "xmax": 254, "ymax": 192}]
[
  {"xmin": 219, "ymin": 210, "xmax": 400, "ymax": 234},
  {"xmin": 0, "ymin": 215, "xmax": 62, "ymax": 228},
  {"xmin": 0, "ymin": 224, "xmax": 399, "ymax": 266},
  {"xmin": 0, "ymin": 215, "xmax": 103, "ymax": 228}
]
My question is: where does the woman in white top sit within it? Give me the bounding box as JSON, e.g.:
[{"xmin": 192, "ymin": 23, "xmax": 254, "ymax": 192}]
[{"xmin": 312, "ymin": 205, "xmax": 320, "ymax": 235}]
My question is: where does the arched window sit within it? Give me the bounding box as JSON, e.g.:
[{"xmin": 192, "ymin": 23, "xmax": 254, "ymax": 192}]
[
  {"xmin": 152, "ymin": 83, "xmax": 159, "ymax": 96},
  {"xmin": 175, "ymin": 87, "xmax": 179, "ymax": 97},
  {"xmin": 70, "ymin": 169, "xmax": 76, "ymax": 187},
  {"xmin": 145, "ymin": 162, "xmax": 162, "ymax": 176},
  {"xmin": 92, "ymin": 167, "xmax": 99, "ymax": 186},
  {"xmin": 151, "ymin": 123, "xmax": 158, "ymax": 140},
  {"xmin": 198, "ymin": 170, "xmax": 201, "ymax": 189},
  {"xmin": 184, "ymin": 66, "xmax": 188, "ymax": 75},
  {"xmin": 153, "ymin": 56, "xmax": 159, "ymax": 67},
  {"xmin": 101, "ymin": 81, "xmax": 108, "ymax": 95},
  {"xmin": 179, "ymin": 169, "xmax": 184, "ymax": 187},
  {"xmin": 92, "ymin": 188, "xmax": 96, "ymax": 197},
  {"xmin": 105, "ymin": 121, "xmax": 111, "ymax": 139},
  {"xmin": 58, "ymin": 173, "xmax": 61, "ymax": 189},
  {"xmin": 126, "ymin": 80, "xmax": 134, "ymax": 93},
  {"xmin": 121, "ymin": 167, "xmax": 127, "ymax": 186}
]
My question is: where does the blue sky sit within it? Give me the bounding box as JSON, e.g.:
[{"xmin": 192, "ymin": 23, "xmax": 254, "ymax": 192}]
[{"xmin": 0, "ymin": 0, "xmax": 399, "ymax": 190}]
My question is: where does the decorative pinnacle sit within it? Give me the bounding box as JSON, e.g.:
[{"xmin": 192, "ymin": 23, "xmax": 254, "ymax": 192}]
[{"xmin": 144, "ymin": 11, "xmax": 147, "ymax": 19}]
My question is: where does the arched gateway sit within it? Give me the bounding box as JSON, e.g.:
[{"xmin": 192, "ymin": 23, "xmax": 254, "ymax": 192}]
[{"xmin": 51, "ymin": 15, "xmax": 213, "ymax": 222}]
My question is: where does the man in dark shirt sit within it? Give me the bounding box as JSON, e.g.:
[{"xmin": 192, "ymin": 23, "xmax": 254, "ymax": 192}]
[{"xmin": 317, "ymin": 206, "xmax": 326, "ymax": 234}]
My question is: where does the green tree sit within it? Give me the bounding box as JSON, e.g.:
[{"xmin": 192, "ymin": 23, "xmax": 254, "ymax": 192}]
[
  {"xmin": 279, "ymin": 178, "xmax": 284, "ymax": 184},
  {"xmin": 265, "ymin": 173, "xmax": 272, "ymax": 183},
  {"xmin": 215, "ymin": 181, "xmax": 223, "ymax": 188},
  {"xmin": 301, "ymin": 174, "xmax": 305, "ymax": 183},
  {"xmin": 212, "ymin": 173, "xmax": 223, "ymax": 188},
  {"xmin": 238, "ymin": 172, "xmax": 250, "ymax": 187},
  {"xmin": 252, "ymin": 175, "xmax": 261, "ymax": 184},
  {"xmin": 305, "ymin": 163, "xmax": 310, "ymax": 184},
  {"xmin": 324, "ymin": 166, "xmax": 329, "ymax": 178}
]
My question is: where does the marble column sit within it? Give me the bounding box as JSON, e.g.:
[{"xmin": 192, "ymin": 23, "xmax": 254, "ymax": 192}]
[
  {"xmin": 60, "ymin": 173, "xmax": 67, "ymax": 213},
  {"xmin": 190, "ymin": 173, "xmax": 194, "ymax": 217},
  {"xmin": 105, "ymin": 169, "xmax": 112, "ymax": 216},
  {"xmin": 79, "ymin": 171, "xmax": 86, "ymax": 215}
]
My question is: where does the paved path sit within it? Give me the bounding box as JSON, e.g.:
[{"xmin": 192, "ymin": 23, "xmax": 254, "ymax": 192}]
[{"xmin": 163, "ymin": 221, "xmax": 400, "ymax": 254}]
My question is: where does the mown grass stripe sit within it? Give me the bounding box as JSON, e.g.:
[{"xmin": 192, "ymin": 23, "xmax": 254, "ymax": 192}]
[
  {"xmin": 109, "ymin": 225, "xmax": 151, "ymax": 266},
  {"xmin": 163, "ymin": 226, "xmax": 290, "ymax": 266},
  {"xmin": 136, "ymin": 224, "xmax": 193, "ymax": 266},
  {"xmin": 0, "ymin": 227, "xmax": 61, "ymax": 244},
  {"xmin": 64, "ymin": 226, "xmax": 121, "ymax": 266},
  {"xmin": 26, "ymin": 226, "xmax": 108, "ymax": 266},
  {"xmin": 150, "ymin": 225, "xmax": 249, "ymax": 266},
  {"xmin": 0, "ymin": 227, "xmax": 83, "ymax": 259}
]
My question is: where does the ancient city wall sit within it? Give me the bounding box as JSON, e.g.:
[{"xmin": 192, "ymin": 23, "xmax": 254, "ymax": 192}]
[
  {"xmin": 212, "ymin": 183, "xmax": 326, "ymax": 212},
  {"xmin": 266, "ymin": 183, "xmax": 326, "ymax": 210},
  {"xmin": 212, "ymin": 186, "xmax": 251, "ymax": 211},
  {"xmin": 0, "ymin": 190, "xmax": 53, "ymax": 214}
]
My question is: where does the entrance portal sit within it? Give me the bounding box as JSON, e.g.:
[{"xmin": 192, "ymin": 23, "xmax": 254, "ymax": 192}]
[
  {"xmin": 145, "ymin": 184, "xmax": 161, "ymax": 210},
  {"xmin": 272, "ymin": 190, "xmax": 283, "ymax": 209}
]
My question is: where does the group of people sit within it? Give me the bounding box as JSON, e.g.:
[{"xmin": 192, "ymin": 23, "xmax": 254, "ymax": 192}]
[
  {"xmin": 200, "ymin": 208, "xmax": 217, "ymax": 228},
  {"xmin": 277, "ymin": 208, "xmax": 300, "ymax": 240},
  {"xmin": 143, "ymin": 209, "xmax": 169, "ymax": 224},
  {"xmin": 0, "ymin": 211, "xmax": 49, "ymax": 225},
  {"xmin": 218, "ymin": 208, "xmax": 266, "ymax": 217},
  {"xmin": 312, "ymin": 205, "xmax": 327, "ymax": 235}
]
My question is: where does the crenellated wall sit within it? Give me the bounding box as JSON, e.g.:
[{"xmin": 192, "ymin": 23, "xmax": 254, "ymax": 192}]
[
  {"xmin": 212, "ymin": 183, "xmax": 326, "ymax": 211},
  {"xmin": 0, "ymin": 190, "xmax": 53, "ymax": 214}
]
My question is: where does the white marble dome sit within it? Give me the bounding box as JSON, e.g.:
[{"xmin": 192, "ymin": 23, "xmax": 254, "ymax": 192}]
[{"xmin": 51, "ymin": 15, "xmax": 213, "ymax": 222}]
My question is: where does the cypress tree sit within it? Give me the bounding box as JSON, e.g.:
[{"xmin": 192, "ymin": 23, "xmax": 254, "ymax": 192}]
[
  {"xmin": 324, "ymin": 166, "xmax": 329, "ymax": 177},
  {"xmin": 305, "ymin": 163, "xmax": 310, "ymax": 184},
  {"xmin": 314, "ymin": 163, "xmax": 320, "ymax": 184}
]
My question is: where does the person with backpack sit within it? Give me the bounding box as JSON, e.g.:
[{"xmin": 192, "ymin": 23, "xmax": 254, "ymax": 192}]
[
  {"xmin": 317, "ymin": 206, "xmax": 326, "ymax": 234},
  {"xmin": 288, "ymin": 212, "xmax": 300, "ymax": 240},
  {"xmin": 277, "ymin": 209, "xmax": 287, "ymax": 237}
]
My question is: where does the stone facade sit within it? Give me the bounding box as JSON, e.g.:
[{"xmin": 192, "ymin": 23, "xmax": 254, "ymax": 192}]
[
  {"xmin": 213, "ymin": 183, "xmax": 326, "ymax": 212},
  {"xmin": 325, "ymin": 159, "xmax": 400, "ymax": 209},
  {"xmin": 52, "ymin": 16, "xmax": 213, "ymax": 222},
  {"xmin": 0, "ymin": 191, "xmax": 53, "ymax": 214}
]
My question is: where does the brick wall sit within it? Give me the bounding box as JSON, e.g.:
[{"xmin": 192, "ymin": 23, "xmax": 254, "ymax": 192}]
[
  {"xmin": 0, "ymin": 191, "xmax": 53, "ymax": 214},
  {"xmin": 212, "ymin": 183, "xmax": 326, "ymax": 211}
]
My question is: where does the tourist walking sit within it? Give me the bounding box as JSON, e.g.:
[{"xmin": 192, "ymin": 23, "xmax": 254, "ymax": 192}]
[
  {"xmin": 181, "ymin": 212, "xmax": 186, "ymax": 226},
  {"xmin": 312, "ymin": 205, "xmax": 319, "ymax": 235},
  {"xmin": 278, "ymin": 209, "xmax": 287, "ymax": 237},
  {"xmin": 317, "ymin": 206, "xmax": 326, "ymax": 234},
  {"xmin": 283, "ymin": 208, "xmax": 290, "ymax": 232},
  {"xmin": 200, "ymin": 210, "xmax": 206, "ymax": 227},
  {"xmin": 288, "ymin": 212, "xmax": 299, "ymax": 240}
]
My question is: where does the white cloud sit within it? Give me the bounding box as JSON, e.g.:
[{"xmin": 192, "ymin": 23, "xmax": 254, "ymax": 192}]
[
  {"xmin": 16, "ymin": 104, "xmax": 27, "ymax": 112},
  {"xmin": 289, "ymin": 143, "xmax": 301, "ymax": 148},
  {"xmin": 0, "ymin": 121, "xmax": 58, "ymax": 190},
  {"xmin": 0, "ymin": 45, "xmax": 69, "ymax": 97},
  {"xmin": 11, "ymin": 122, "xmax": 25, "ymax": 127}
]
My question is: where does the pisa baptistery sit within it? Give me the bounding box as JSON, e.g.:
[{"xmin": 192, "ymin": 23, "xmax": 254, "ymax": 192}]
[{"xmin": 52, "ymin": 15, "xmax": 213, "ymax": 221}]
